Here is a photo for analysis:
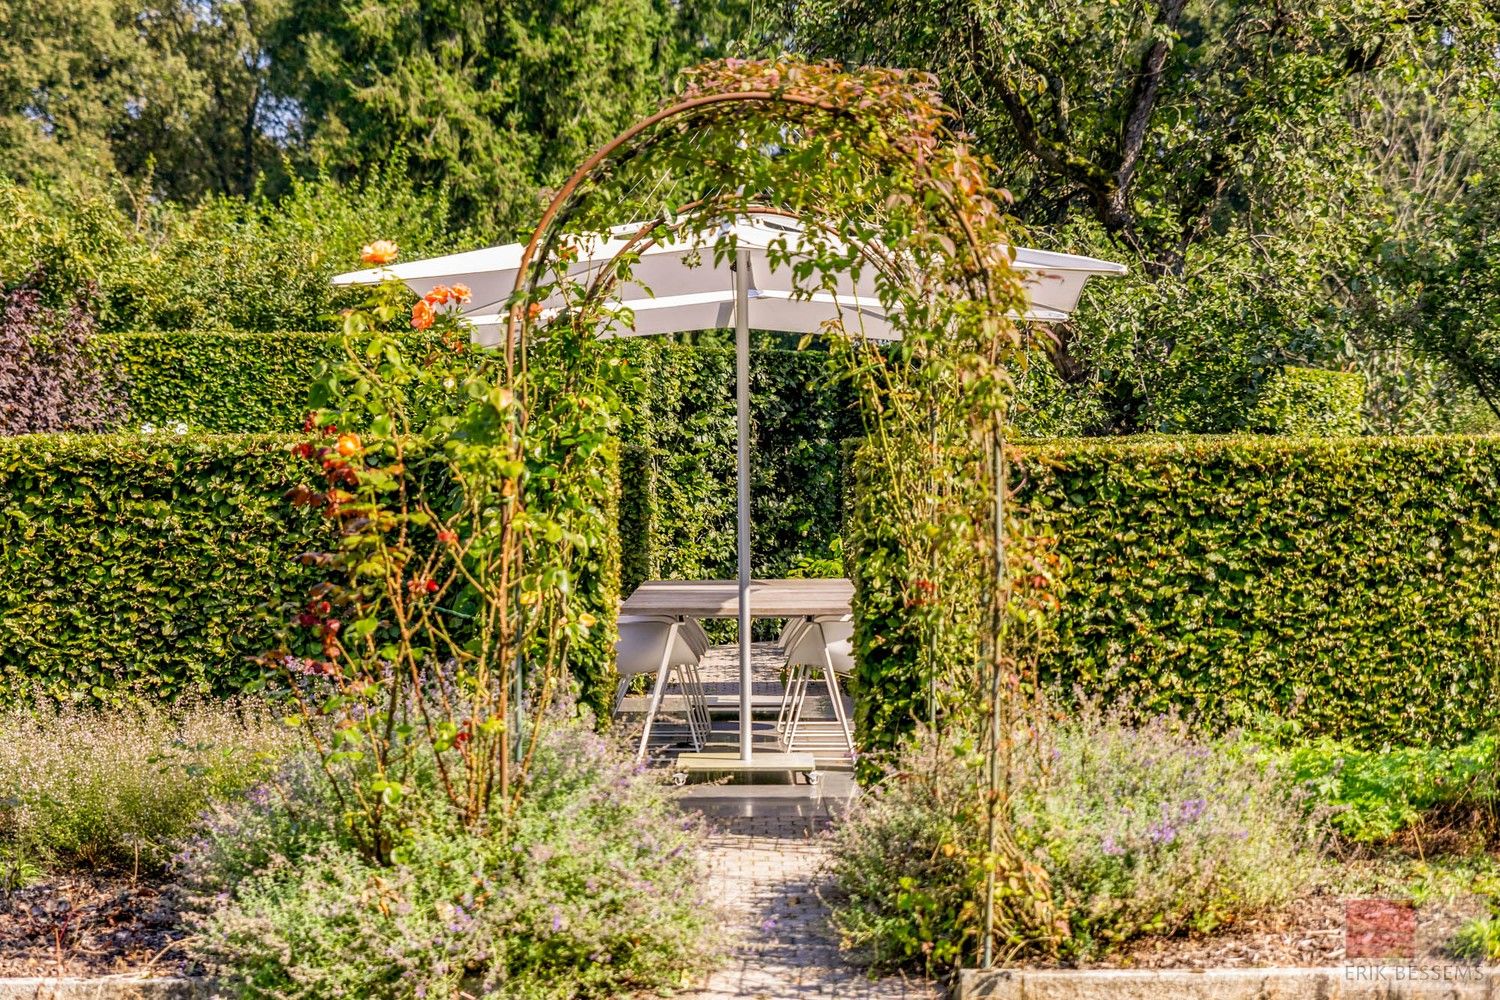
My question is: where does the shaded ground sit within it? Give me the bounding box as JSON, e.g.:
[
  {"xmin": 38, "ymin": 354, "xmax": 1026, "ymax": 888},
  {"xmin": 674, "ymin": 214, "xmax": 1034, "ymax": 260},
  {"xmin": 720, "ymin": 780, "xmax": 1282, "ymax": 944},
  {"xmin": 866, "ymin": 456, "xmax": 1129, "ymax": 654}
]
[
  {"xmin": 0, "ymin": 874, "xmax": 191, "ymax": 977},
  {"xmin": 675, "ymin": 780, "xmax": 941, "ymax": 999}
]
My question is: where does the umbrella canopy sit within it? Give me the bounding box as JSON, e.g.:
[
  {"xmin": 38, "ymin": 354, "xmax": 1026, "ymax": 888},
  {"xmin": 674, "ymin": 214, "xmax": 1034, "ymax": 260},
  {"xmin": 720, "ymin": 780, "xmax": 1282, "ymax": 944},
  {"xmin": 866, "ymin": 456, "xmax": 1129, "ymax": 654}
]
[
  {"xmin": 332, "ymin": 214, "xmax": 1126, "ymax": 770},
  {"xmin": 332, "ymin": 214, "xmax": 1127, "ymax": 343}
]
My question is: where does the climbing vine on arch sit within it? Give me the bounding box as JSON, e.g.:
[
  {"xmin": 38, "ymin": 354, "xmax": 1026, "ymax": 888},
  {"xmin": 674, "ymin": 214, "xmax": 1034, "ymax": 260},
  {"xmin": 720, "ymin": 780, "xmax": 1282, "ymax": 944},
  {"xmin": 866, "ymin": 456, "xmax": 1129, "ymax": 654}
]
[{"xmin": 507, "ymin": 57, "xmax": 1069, "ymax": 961}]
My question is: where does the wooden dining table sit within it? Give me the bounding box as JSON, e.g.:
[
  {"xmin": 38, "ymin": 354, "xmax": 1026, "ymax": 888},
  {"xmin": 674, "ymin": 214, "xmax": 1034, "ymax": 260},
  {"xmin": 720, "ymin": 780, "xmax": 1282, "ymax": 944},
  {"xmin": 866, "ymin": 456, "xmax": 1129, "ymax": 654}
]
[{"xmin": 620, "ymin": 577, "xmax": 854, "ymax": 620}]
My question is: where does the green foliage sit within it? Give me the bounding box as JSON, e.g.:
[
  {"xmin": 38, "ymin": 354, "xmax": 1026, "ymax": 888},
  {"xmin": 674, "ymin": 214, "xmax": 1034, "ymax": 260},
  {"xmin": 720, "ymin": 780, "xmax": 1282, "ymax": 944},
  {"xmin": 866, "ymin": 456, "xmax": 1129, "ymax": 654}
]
[
  {"xmin": 98, "ymin": 331, "xmax": 337, "ymax": 432},
  {"xmin": 183, "ymin": 711, "xmax": 719, "ymax": 999},
  {"xmin": 782, "ymin": 0, "xmax": 1500, "ymax": 435},
  {"xmin": 94, "ymin": 330, "xmax": 448, "ymax": 432},
  {"xmin": 1018, "ymin": 435, "xmax": 1500, "ymax": 745},
  {"xmin": 1250, "ymin": 367, "xmax": 1367, "ymax": 436},
  {"xmin": 827, "ymin": 711, "xmax": 1319, "ymax": 971},
  {"xmin": 0, "ymin": 697, "xmax": 289, "ymax": 873},
  {"xmin": 266, "ymin": 0, "xmax": 683, "ymax": 235},
  {"xmin": 0, "ymin": 1, "xmax": 285, "ymax": 202},
  {"xmin": 0, "ymin": 169, "xmax": 466, "ymax": 331},
  {"xmin": 1276, "ymin": 734, "xmax": 1497, "ymax": 843},
  {"xmin": 0, "ymin": 432, "xmax": 321, "ymax": 701},
  {"xmin": 1451, "ymin": 916, "xmax": 1500, "ymax": 961},
  {"xmin": 1020, "ymin": 710, "xmax": 1319, "ymax": 958},
  {"xmin": 618, "ymin": 341, "xmax": 858, "ymax": 591}
]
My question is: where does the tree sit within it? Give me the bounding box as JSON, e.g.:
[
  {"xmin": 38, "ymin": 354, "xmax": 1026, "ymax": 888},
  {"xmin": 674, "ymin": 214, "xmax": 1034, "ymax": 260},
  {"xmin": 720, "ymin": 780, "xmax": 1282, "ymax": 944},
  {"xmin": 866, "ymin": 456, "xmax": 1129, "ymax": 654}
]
[
  {"xmin": 264, "ymin": 0, "xmax": 689, "ymax": 235},
  {"xmin": 779, "ymin": 0, "xmax": 1499, "ymax": 432},
  {"xmin": 0, "ymin": 1, "xmax": 288, "ymax": 202}
]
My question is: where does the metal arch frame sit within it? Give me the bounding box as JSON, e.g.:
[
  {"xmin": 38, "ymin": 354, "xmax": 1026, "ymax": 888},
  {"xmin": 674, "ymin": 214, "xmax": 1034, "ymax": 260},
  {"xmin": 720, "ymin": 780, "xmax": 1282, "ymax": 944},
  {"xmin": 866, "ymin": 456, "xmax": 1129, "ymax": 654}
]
[{"xmin": 502, "ymin": 83, "xmax": 1023, "ymax": 771}]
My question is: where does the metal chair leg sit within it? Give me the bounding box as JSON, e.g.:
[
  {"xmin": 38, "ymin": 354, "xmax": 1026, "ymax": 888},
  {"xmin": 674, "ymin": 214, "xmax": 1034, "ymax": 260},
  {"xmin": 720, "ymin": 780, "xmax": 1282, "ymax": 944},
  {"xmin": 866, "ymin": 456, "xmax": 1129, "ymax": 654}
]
[
  {"xmin": 635, "ymin": 623, "xmax": 679, "ymax": 764},
  {"xmin": 823, "ymin": 652, "xmax": 856, "ymax": 757}
]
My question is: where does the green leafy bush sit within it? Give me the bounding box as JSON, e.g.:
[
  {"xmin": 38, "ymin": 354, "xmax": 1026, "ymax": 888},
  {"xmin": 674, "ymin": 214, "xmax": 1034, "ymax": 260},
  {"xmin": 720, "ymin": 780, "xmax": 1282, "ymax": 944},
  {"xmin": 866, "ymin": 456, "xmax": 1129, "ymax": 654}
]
[
  {"xmin": 97, "ymin": 331, "xmax": 338, "ymax": 433},
  {"xmin": 1019, "ymin": 710, "xmax": 1320, "ymax": 957},
  {"xmin": 1276, "ymin": 735, "xmax": 1497, "ymax": 843},
  {"xmin": 0, "ymin": 697, "xmax": 288, "ymax": 874},
  {"xmin": 0, "ymin": 432, "xmax": 320, "ymax": 700},
  {"xmin": 1250, "ymin": 367, "xmax": 1367, "ymax": 436},
  {"xmin": 1016, "ymin": 435, "xmax": 1500, "ymax": 745},
  {"xmin": 0, "ymin": 429, "xmax": 620, "ymax": 708},
  {"xmin": 826, "ymin": 711, "xmax": 1319, "ymax": 972},
  {"xmin": 182, "ymin": 711, "xmax": 718, "ymax": 999},
  {"xmin": 0, "ymin": 168, "xmax": 468, "ymax": 332},
  {"xmin": 94, "ymin": 330, "xmax": 450, "ymax": 433}
]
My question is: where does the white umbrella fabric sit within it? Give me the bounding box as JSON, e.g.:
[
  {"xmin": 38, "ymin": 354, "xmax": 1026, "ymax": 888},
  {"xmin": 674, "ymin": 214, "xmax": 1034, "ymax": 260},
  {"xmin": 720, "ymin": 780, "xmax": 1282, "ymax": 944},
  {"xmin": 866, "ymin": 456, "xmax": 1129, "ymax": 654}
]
[{"xmin": 333, "ymin": 214, "xmax": 1126, "ymax": 766}]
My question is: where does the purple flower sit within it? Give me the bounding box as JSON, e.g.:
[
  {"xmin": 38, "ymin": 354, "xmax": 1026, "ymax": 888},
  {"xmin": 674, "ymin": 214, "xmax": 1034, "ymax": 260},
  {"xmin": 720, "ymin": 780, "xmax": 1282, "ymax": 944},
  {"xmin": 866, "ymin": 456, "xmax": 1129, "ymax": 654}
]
[
  {"xmin": 1100, "ymin": 834, "xmax": 1125, "ymax": 857},
  {"xmin": 1148, "ymin": 821, "xmax": 1177, "ymax": 845},
  {"xmin": 1178, "ymin": 798, "xmax": 1207, "ymax": 823}
]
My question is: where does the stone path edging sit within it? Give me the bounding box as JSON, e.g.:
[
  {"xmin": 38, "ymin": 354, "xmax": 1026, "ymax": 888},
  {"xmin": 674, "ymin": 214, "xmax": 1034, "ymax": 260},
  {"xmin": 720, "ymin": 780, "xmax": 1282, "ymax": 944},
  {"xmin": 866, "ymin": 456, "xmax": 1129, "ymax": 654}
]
[{"xmin": 957, "ymin": 965, "xmax": 1500, "ymax": 999}]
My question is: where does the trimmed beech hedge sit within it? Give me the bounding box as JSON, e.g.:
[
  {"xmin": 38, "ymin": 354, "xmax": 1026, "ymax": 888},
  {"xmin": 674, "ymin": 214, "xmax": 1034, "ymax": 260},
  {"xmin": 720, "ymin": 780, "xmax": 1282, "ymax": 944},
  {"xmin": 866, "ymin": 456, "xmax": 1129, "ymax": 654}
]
[
  {"xmin": 1016, "ymin": 435, "xmax": 1500, "ymax": 745},
  {"xmin": 0, "ymin": 433, "xmax": 318, "ymax": 698},
  {"xmin": 0, "ymin": 433, "xmax": 621, "ymax": 706},
  {"xmin": 94, "ymin": 334, "xmax": 856, "ymax": 587},
  {"xmin": 97, "ymin": 332, "xmax": 338, "ymax": 433},
  {"xmin": 94, "ymin": 331, "xmax": 449, "ymax": 433}
]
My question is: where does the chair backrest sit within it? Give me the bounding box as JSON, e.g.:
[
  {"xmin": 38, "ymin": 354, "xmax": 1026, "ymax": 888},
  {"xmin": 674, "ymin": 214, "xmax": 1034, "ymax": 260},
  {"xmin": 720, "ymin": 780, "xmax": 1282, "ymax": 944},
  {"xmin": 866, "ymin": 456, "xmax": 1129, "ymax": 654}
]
[
  {"xmin": 785, "ymin": 615, "xmax": 855, "ymax": 673},
  {"xmin": 615, "ymin": 616, "xmax": 704, "ymax": 679}
]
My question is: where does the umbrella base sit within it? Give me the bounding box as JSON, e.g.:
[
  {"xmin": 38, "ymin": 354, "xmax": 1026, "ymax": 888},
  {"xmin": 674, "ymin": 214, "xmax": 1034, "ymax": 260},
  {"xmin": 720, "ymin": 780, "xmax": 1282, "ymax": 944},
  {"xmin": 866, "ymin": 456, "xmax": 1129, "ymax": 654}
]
[{"xmin": 671, "ymin": 750, "xmax": 820, "ymax": 784}]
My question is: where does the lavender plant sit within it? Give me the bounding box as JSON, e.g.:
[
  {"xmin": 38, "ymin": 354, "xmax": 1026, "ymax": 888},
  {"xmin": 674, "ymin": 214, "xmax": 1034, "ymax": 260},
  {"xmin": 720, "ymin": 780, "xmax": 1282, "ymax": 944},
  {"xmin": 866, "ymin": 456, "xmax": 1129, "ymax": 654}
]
[
  {"xmin": 0, "ymin": 697, "xmax": 288, "ymax": 875},
  {"xmin": 1019, "ymin": 708, "xmax": 1321, "ymax": 956},
  {"xmin": 180, "ymin": 707, "xmax": 718, "ymax": 999},
  {"xmin": 0, "ymin": 277, "xmax": 123, "ymax": 436},
  {"xmin": 826, "ymin": 708, "xmax": 1321, "ymax": 970}
]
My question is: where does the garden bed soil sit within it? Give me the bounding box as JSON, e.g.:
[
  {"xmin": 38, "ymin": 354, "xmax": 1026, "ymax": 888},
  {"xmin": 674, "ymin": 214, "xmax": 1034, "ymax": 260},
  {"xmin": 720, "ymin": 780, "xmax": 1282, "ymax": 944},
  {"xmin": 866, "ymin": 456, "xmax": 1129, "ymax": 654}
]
[
  {"xmin": 0, "ymin": 875, "xmax": 192, "ymax": 978},
  {"xmin": 1049, "ymin": 884, "xmax": 1487, "ymax": 971}
]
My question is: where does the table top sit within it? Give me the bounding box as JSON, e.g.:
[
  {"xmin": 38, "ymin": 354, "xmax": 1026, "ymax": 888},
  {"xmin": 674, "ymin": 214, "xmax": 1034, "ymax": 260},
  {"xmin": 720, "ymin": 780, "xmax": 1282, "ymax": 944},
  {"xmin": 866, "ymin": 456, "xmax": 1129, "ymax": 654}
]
[{"xmin": 621, "ymin": 578, "xmax": 854, "ymax": 619}]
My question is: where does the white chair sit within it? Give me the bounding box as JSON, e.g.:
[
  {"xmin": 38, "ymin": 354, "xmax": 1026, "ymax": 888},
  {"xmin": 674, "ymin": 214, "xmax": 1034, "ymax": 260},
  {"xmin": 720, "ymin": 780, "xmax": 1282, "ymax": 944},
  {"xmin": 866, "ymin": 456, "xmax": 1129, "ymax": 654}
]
[
  {"xmin": 614, "ymin": 615, "xmax": 712, "ymax": 763},
  {"xmin": 777, "ymin": 615, "xmax": 855, "ymax": 756}
]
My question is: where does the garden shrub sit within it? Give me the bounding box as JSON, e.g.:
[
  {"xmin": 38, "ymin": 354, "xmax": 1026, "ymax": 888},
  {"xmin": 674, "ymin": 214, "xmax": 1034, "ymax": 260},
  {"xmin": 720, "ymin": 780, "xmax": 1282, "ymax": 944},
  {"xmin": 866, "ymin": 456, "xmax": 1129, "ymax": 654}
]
[
  {"xmin": 1276, "ymin": 734, "xmax": 1498, "ymax": 843},
  {"xmin": 96, "ymin": 331, "xmax": 339, "ymax": 433},
  {"xmin": 0, "ymin": 429, "xmax": 621, "ymax": 709},
  {"xmin": 93, "ymin": 330, "xmax": 452, "ymax": 433},
  {"xmin": 826, "ymin": 710, "xmax": 1319, "ymax": 972},
  {"xmin": 1015, "ymin": 435, "xmax": 1500, "ymax": 746},
  {"xmin": 181, "ymin": 711, "xmax": 718, "ymax": 999},
  {"xmin": 1249, "ymin": 366, "xmax": 1366, "ymax": 436},
  {"xmin": 1017, "ymin": 709, "xmax": 1320, "ymax": 957},
  {"xmin": 0, "ymin": 432, "xmax": 319, "ymax": 700},
  {"xmin": 1, "ymin": 278, "xmax": 123, "ymax": 436},
  {"xmin": 0, "ymin": 697, "xmax": 288, "ymax": 875},
  {"xmin": 0, "ymin": 167, "xmax": 468, "ymax": 332}
]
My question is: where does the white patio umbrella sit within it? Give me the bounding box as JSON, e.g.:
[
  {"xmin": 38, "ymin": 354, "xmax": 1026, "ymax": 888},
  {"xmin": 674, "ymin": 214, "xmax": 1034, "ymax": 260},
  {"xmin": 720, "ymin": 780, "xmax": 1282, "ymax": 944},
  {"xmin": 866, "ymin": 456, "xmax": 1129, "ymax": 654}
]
[{"xmin": 333, "ymin": 214, "xmax": 1126, "ymax": 767}]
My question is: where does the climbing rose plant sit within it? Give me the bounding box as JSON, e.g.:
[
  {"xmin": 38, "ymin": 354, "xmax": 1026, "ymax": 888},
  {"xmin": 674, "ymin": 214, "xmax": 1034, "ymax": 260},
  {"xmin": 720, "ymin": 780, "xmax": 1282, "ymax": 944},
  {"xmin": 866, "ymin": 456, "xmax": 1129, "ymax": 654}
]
[{"xmin": 262, "ymin": 243, "xmax": 623, "ymax": 866}]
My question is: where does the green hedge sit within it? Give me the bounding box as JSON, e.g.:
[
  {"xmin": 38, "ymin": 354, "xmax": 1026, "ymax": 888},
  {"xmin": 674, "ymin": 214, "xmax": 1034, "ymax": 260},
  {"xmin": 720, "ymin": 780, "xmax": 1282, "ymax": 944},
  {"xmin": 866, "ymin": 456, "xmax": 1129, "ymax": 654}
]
[
  {"xmin": 0, "ymin": 433, "xmax": 319, "ymax": 699},
  {"xmin": 96, "ymin": 332, "xmax": 338, "ymax": 433},
  {"xmin": 95, "ymin": 336, "xmax": 857, "ymax": 590},
  {"xmin": 1016, "ymin": 435, "xmax": 1500, "ymax": 745},
  {"xmin": 0, "ymin": 432, "xmax": 621, "ymax": 707}
]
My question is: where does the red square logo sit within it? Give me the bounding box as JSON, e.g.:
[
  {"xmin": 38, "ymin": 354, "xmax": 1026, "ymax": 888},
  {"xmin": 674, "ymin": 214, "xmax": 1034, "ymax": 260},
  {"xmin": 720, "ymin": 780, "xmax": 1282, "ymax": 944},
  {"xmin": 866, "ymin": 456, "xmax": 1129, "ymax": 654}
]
[{"xmin": 1345, "ymin": 898, "xmax": 1416, "ymax": 959}]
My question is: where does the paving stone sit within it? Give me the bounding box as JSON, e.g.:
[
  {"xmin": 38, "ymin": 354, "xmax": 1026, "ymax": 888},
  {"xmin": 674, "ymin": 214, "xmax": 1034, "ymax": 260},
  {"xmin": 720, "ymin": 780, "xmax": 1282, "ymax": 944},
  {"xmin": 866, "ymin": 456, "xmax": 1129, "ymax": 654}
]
[{"xmin": 677, "ymin": 813, "xmax": 940, "ymax": 1000}]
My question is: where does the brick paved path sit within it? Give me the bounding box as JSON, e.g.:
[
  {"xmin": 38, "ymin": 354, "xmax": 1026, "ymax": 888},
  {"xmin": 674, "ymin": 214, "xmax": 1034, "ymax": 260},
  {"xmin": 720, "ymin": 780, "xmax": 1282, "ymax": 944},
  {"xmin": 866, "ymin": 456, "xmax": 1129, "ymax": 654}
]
[{"xmin": 679, "ymin": 812, "xmax": 940, "ymax": 1000}]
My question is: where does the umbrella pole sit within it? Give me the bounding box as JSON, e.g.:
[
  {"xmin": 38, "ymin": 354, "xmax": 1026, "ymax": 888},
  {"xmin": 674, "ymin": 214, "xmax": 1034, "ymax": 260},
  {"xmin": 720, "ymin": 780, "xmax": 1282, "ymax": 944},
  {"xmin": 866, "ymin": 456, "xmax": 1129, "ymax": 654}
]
[{"xmin": 734, "ymin": 249, "xmax": 753, "ymax": 763}]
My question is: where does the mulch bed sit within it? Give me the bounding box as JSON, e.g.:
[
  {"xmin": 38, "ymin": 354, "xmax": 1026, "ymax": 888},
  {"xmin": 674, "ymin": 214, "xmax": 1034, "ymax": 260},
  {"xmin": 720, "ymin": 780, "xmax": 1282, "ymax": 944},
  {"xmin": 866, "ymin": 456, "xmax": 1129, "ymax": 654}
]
[
  {"xmin": 0, "ymin": 874, "xmax": 195, "ymax": 977},
  {"xmin": 1058, "ymin": 874, "xmax": 1490, "ymax": 970}
]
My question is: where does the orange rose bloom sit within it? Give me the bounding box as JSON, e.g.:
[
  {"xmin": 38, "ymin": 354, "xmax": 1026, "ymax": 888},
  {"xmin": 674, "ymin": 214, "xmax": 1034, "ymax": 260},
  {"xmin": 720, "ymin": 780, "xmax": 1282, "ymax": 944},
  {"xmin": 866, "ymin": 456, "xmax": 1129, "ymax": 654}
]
[
  {"xmin": 425, "ymin": 285, "xmax": 451, "ymax": 306},
  {"xmin": 411, "ymin": 299, "xmax": 436, "ymax": 330},
  {"xmin": 360, "ymin": 240, "xmax": 399, "ymax": 265},
  {"xmin": 450, "ymin": 283, "xmax": 471, "ymax": 304}
]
